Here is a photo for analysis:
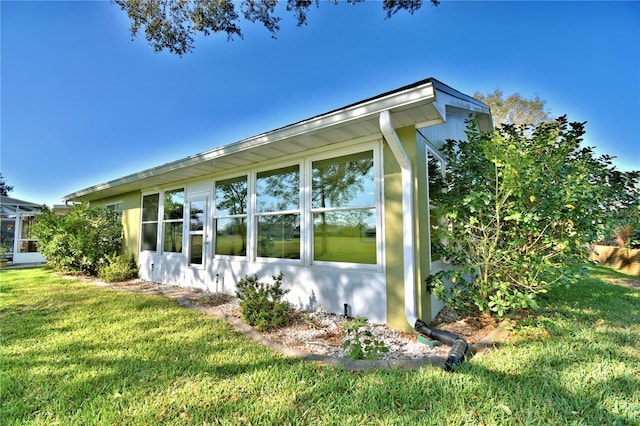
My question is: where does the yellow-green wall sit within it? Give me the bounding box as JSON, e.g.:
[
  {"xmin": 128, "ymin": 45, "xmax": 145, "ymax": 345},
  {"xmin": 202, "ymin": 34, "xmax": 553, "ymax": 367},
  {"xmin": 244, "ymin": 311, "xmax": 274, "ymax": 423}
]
[
  {"xmin": 383, "ymin": 126, "xmax": 431, "ymax": 332},
  {"xmin": 92, "ymin": 192, "xmax": 141, "ymax": 261}
]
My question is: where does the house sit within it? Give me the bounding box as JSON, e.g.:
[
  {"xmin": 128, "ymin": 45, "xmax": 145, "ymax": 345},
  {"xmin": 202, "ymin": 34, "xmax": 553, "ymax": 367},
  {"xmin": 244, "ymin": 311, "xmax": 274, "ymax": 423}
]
[
  {"xmin": 62, "ymin": 78, "xmax": 492, "ymax": 332},
  {"xmin": 0, "ymin": 195, "xmax": 47, "ymax": 265}
]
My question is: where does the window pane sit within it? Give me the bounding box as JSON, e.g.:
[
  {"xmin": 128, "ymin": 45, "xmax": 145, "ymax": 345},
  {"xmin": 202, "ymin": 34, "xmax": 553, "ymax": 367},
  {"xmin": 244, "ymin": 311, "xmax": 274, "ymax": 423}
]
[
  {"xmin": 428, "ymin": 152, "xmax": 444, "ymax": 204},
  {"xmin": 164, "ymin": 189, "xmax": 184, "ymax": 220},
  {"xmin": 313, "ymin": 209, "xmax": 376, "ymax": 264},
  {"xmin": 20, "ymin": 216, "xmax": 35, "ymax": 239},
  {"xmin": 142, "ymin": 194, "xmax": 159, "ymax": 221},
  {"xmin": 141, "ymin": 223, "xmax": 158, "ymax": 251},
  {"xmin": 189, "ymin": 234, "xmax": 203, "ymax": 265},
  {"xmin": 256, "ymin": 165, "xmax": 299, "ymax": 212},
  {"xmin": 190, "ymin": 200, "xmax": 206, "ymax": 231},
  {"xmin": 430, "ymin": 209, "xmax": 442, "ymax": 261},
  {"xmin": 215, "ymin": 218, "xmax": 246, "ymax": 256},
  {"xmin": 163, "ymin": 222, "xmax": 183, "ymax": 253},
  {"xmin": 19, "ymin": 241, "xmax": 38, "ymax": 253},
  {"xmin": 215, "ymin": 176, "xmax": 247, "ymax": 216},
  {"xmin": 1, "ymin": 219, "xmax": 14, "ymax": 253},
  {"xmin": 257, "ymin": 214, "xmax": 300, "ymax": 259},
  {"xmin": 106, "ymin": 203, "xmax": 123, "ymax": 222},
  {"xmin": 312, "ymin": 151, "xmax": 374, "ymax": 209}
]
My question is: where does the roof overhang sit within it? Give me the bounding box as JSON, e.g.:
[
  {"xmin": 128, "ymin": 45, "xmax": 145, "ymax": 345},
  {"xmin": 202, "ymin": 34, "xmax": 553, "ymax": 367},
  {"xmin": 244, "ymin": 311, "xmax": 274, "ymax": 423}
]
[{"xmin": 63, "ymin": 78, "xmax": 490, "ymax": 203}]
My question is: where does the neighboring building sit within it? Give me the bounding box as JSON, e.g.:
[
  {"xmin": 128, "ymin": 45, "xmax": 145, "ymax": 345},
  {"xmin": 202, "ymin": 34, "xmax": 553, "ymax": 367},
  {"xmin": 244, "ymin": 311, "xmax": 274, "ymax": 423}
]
[
  {"xmin": 0, "ymin": 195, "xmax": 47, "ymax": 265},
  {"xmin": 62, "ymin": 78, "xmax": 492, "ymax": 332}
]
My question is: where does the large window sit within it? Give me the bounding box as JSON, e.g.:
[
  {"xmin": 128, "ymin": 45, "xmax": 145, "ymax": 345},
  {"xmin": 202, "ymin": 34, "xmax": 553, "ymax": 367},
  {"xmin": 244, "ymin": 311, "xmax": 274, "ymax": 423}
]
[
  {"xmin": 163, "ymin": 189, "xmax": 184, "ymax": 253},
  {"xmin": 214, "ymin": 176, "xmax": 247, "ymax": 257},
  {"xmin": 18, "ymin": 215, "xmax": 38, "ymax": 253},
  {"xmin": 141, "ymin": 193, "xmax": 159, "ymax": 251},
  {"xmin": 311, "ymin": 151, "xmax": 376, "ymax": 264},
  {"xmin": 256, "ymin": 165, "xmax": 300, "ymax": 259}
]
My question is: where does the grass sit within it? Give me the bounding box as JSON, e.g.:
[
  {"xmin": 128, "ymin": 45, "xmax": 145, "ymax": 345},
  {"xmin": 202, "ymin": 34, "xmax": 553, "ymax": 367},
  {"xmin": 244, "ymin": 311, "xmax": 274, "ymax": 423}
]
[{"xmin": 1, "ymin": 266, "xmax": 638, "ymax": 425}]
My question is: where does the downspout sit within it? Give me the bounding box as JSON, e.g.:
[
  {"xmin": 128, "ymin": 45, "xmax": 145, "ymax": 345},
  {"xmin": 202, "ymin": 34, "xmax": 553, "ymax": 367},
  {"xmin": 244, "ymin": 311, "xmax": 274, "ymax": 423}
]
[
  {"xmin": 379, "ymin": 110, "xmax": 418, "ymax": 328},
  {"xmin": 380, "ymin": 110, "xmax": 472, "ymax": 371}
]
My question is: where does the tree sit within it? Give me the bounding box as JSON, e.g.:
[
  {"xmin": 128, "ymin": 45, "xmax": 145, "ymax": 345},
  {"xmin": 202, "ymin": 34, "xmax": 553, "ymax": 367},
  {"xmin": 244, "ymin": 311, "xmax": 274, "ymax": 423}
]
[
  {"xmin": 32, "ymin": 204, "xmax": 123, "ymax": 275},
  {"xmin": 0, "ymin": 174, "xmax": 13, "ymax": 196},
  {"xmin": 430, "ymin": 116, "xmax": 640, "ymax": 318},
  {"xmin": 474, "ymin": 89, "xmax": 552, "ymax": 126},
  {"xmin": 112, "ymin": 0, "xmax": 440, "ymax": 56}
]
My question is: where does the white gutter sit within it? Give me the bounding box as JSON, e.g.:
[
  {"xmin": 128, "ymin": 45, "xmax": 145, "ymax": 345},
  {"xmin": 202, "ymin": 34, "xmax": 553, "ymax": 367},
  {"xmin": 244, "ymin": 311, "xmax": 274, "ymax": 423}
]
[{"xmin": 379, "ymin": 110, "xmax": 417, "ymax": 327}]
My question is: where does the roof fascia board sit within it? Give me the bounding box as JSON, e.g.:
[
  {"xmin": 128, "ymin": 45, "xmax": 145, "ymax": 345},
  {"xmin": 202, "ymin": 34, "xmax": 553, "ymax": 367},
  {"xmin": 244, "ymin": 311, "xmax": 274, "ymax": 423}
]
[{"xmin": 415, "ymin": 87, "xmax": 491, "ymax": 129}]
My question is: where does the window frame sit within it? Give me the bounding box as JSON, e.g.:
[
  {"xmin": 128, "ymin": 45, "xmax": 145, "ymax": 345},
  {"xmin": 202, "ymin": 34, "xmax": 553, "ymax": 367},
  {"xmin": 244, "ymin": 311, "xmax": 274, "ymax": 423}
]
[
  {"xmin": 105, "ymin": 201, "xmax": 124, "ymax": 223},
  {"xmin": 423, "ymin": 136, "xmax": 449, "ymax": 267},
  {"xmin": 212, "ymin": 174, "xmax": 249, "ymax": 259},
  {"xmin": 140, "ymin": 192, "xmax": 160, "ymax": 252},
  {"xmin": 17, "ymin": 214, "xmax": 38, "ymax": 253},
  {"xmin": 187, "ymin": 194, "xmax": 208, "ymax": 267},
  {"xmin": 254, "ymin": 162, "xmax": 302, "ymax": 263},
  {"xmin": 307, "ymin": 143, "xmax": 382, "ymax": 270},
  {"xmin": 161, "ymin": 187, "xmax": 185, "ymax": 254}
]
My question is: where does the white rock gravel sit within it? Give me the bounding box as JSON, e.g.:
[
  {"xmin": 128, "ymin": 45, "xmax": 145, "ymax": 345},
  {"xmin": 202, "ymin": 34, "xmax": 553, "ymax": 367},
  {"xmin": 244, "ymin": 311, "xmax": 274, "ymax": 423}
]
[{"xmin": 213, "ymin": 299, "xmax": 449, "ymax": 360}]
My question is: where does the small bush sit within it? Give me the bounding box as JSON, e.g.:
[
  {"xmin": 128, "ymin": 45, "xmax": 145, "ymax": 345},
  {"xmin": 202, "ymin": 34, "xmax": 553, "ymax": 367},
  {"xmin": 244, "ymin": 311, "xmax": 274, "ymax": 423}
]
[
  {"xmin": 342, "ymin": 317, "xmax": 389, "ymax": 360},
  {"xmin": 235, "ymin": 272, "xmax": 291, "ymax": 331},
  {"xmin": 99, "ymin": 253, "xmax": 138, "ymax": 283}
]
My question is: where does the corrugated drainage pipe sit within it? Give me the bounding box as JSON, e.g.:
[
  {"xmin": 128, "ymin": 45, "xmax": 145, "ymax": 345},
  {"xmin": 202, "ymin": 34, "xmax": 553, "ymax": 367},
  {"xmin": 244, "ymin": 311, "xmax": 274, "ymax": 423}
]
[{"xmin": 415, "ymin": 319, "xmax": 475, "ymax": 371}]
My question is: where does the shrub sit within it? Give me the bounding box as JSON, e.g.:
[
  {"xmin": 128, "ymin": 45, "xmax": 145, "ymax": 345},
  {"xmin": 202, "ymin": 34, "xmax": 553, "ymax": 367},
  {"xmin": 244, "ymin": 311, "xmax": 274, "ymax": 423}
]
[
  {"xmin": 342, "ymin": 317, "xmax": 389, "ymax": 360},
  {"xmin": 99, "ymin": 253, "xmax": 138, "ymax": 283},
  {"xmin": 32, "ymin": 204, "xmax": 123, "ymax": 275},
  {"xmin": 235, "ymin": 272, "xmax": 291, "ymax": 331},
  {"xmin": 431, "ymin": 116, "xmax": 640, "ymax": 318}
]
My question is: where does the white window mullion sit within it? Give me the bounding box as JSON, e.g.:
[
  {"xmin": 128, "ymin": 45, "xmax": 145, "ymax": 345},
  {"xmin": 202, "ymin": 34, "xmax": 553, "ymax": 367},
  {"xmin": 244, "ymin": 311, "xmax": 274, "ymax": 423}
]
[
  {"xmin": 247, "ymin": 172, "xmax": 256, "ymax": 262},
  {"xmin": 300, "ymin": 160, "xmax": 309, "ymax": 266},
  {"xmin": 158, "ymin": 195, "xmax": 165, "ymax": 254}
]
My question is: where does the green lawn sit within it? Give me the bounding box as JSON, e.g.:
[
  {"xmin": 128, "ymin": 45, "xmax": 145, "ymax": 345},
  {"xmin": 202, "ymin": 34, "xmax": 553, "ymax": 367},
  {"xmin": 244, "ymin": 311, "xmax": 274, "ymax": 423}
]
[{"xmin": 1, "ymin": 267, "xmax": 638, "ymax": 425}]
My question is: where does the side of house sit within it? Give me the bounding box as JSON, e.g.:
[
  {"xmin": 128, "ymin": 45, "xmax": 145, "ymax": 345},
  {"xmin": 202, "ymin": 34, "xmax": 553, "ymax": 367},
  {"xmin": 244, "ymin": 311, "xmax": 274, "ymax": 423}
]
[{"xmin": 63, "ymin": 78, "xmax": 492, "ymax": 332}]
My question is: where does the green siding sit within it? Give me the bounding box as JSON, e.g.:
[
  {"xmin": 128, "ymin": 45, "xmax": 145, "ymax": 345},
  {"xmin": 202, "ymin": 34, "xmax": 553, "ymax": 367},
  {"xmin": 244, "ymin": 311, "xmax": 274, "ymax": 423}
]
[
  {"xmin": 383, "ymin": 126, "xmax": 431, "ymax": 333},
  {"xmin": 92, "ymin": 192, "xmax": 141, "ymax": 261}
]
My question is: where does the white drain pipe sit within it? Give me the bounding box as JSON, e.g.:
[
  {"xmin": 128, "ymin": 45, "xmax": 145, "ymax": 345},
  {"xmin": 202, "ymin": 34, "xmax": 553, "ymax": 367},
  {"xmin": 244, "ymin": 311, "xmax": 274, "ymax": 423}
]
[{"xmin": 379, "ymin": 110, "xmax": 417, "ymax": 327}]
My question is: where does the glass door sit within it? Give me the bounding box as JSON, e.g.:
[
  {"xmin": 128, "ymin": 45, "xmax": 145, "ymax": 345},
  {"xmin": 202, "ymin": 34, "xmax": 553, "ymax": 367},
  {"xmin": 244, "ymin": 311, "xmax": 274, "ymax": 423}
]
[{"xmin": 187, "ymin": 196, "xmax": 208, "ymax": 267}]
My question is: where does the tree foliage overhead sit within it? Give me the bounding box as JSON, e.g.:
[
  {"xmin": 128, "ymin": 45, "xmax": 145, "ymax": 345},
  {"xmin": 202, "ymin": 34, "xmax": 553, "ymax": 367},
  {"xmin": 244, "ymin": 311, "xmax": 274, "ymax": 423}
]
[
  {"xmin": 430, "ymin": 117, "xmax": 640, "ymax": 318},
  {"xmin": 112, "ymin": 0, "xmax": 439, "ymax": 56},
  {"xmin": 0, "ymin": 173, "xmax": 13, "ymax": 196},
  {"xmin": 474, "ymin": 89, "xmax": 552, "ymax": 126}
]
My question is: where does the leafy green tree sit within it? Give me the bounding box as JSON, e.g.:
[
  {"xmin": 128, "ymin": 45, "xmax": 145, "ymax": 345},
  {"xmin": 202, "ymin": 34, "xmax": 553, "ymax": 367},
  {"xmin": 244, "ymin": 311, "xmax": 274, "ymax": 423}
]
[
  {"xmin": 0, "ymin": 174, "xmax": 13, "ymax": 196},
  {"xmin": 431, "ymin": 116, "xmax": 640, "ymax": 318},
  {"xmin": 32, "ymin": 204, "xmax": 123, "ymax": 275},
  {"xmin": 112, "ymin": 0, "xmax": 440, "ymax": 56},
  {"xmin": 474, "ymin": 89, "xmax": 552, "ymax": 126}
]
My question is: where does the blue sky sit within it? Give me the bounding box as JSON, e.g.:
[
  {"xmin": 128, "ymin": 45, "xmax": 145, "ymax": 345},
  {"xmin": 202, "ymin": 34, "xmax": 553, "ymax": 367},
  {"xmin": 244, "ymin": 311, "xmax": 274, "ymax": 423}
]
[{"xmin": 2, "ymin": 1, "xmax": 639, "ymax": 206}]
